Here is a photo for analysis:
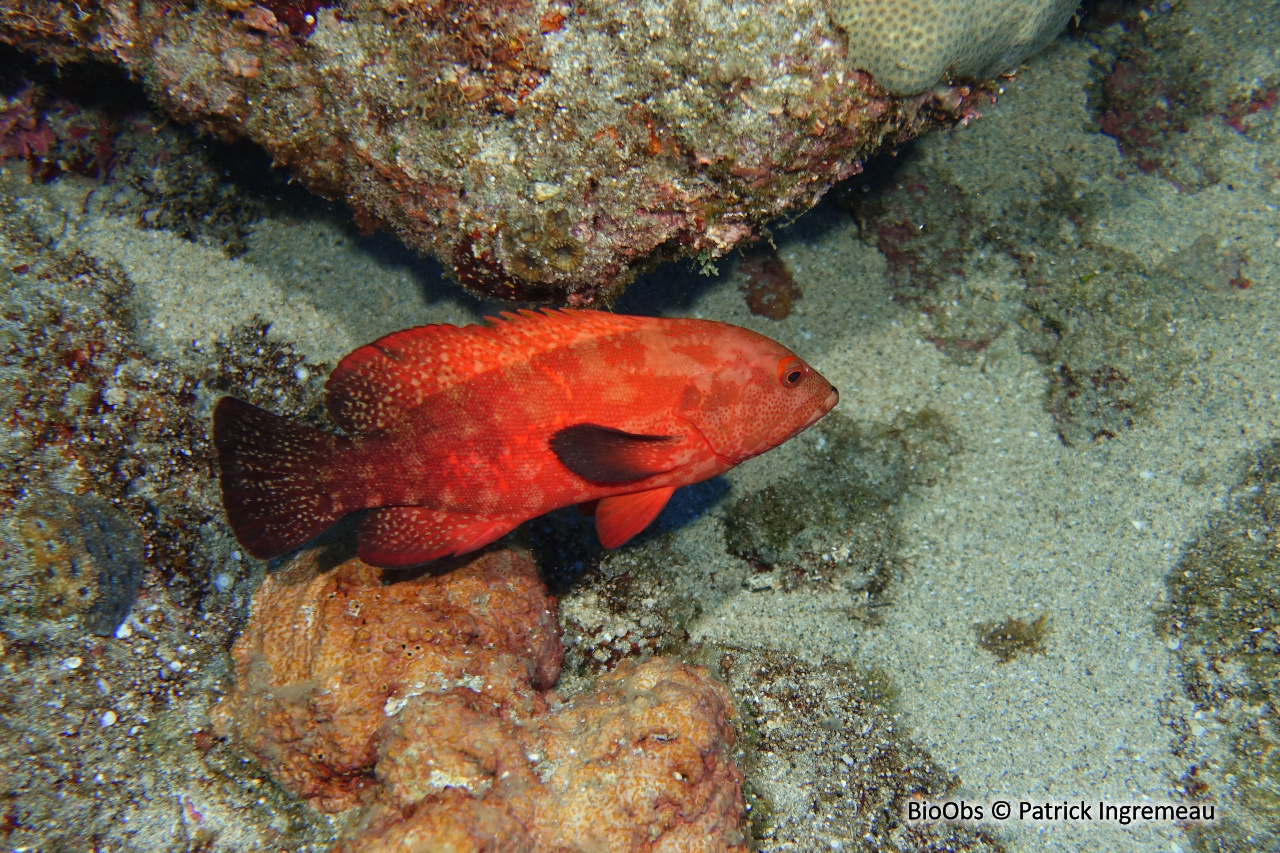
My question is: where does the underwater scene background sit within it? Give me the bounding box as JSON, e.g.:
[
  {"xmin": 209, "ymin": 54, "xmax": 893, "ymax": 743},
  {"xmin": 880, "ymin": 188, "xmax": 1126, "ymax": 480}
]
[{"xmin": 0, "ymin": 0, "xmax": 1278, "ymax": 850}]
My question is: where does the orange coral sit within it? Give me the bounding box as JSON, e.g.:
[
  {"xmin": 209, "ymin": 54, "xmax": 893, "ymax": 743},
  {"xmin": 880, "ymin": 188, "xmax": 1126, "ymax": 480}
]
[
  {"xmin": 210, "ymin": 548, "xmax": 562, "ymax": 811},
  {"xmin": 213, "ymin": 548, "xmax": 746, "ymax": 850}
]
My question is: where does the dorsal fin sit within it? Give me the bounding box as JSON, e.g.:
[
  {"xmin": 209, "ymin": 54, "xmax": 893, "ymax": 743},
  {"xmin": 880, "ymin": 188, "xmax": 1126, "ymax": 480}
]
[{"xmin": 324, "ymin": 309, "xmax": 650, "ymax": 435}]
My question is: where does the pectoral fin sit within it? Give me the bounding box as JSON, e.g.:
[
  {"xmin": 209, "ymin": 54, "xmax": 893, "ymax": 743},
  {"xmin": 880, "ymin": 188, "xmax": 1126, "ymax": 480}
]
[
  {"xmin": 549, "ymin": 423, "xmax": 684, "ymax": 484},
  {"xmin": 595, "ymin": 486, "xmax": 676, "ymax": 549}
]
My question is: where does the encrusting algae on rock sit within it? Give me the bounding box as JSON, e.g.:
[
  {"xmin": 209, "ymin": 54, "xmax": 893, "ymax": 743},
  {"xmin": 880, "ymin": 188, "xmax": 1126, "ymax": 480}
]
[
  {"xmin": 212, "ymin": 547, "xmax": 747, "ymax": 851},
  {"xmin": 0, "ymin": 0, "xmax": 1077, "ymax": 302}
]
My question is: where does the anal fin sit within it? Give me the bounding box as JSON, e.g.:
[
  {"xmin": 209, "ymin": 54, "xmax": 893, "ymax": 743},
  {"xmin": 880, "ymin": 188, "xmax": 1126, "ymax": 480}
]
[
  {"xmin": 595, "ymin": 486, "xmax": 676, "ymax": 549},
  {"xmin": 358, "ymin": 507, "xmax": 518, "ymax": 568}
]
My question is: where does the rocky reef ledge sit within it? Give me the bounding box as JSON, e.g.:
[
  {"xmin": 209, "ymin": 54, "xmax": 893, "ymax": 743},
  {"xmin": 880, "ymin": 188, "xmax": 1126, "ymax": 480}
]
[{"xmin": 1, "ymin": 0, "xmax": 1072, "ymax": 303}]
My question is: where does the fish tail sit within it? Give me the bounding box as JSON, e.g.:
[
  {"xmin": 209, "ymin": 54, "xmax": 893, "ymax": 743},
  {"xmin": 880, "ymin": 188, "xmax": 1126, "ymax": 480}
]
[{"xmin": 212, "ymin": 396, "xmax": 358, "ymax": 560}]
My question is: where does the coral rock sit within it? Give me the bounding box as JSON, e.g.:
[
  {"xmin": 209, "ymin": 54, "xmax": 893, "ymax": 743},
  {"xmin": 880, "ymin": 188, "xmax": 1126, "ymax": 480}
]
[
  {"xmin": 211, "ymin": 548, "xmax": 563, "ymax": 811},
  {"xmin": 362, "ymin": 656, "xmax": 744, "ymax": 853},
  {"xmin": 214, "ymin": 548, "xmax": 746, "ymax": 850},
  {"xmin": 0, "ymin": 0, "xmax": 1056, "ymax": 303}
]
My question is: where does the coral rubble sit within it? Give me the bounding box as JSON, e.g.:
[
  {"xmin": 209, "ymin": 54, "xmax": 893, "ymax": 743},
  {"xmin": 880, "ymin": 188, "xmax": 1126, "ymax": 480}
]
[
  {"xmin": 714, "ymin": 646, "xmax": 1006, "ymax": 851},
  {"xmin": 0, "ymin": 185, "xmax": 341, "ymax": 851},
  {"xmin": 0, "ymin": 0, "xmax": 1066, "ymax": 303},
  {"xmin": 213, "ymin": 548, "xmax": 747, "ymax": 851}
]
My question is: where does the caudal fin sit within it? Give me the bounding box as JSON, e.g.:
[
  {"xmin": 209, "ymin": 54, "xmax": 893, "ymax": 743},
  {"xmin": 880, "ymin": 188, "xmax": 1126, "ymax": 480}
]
[{"xmin": 213, "ymin": 396, "xmax": 357, "ymax": 560}]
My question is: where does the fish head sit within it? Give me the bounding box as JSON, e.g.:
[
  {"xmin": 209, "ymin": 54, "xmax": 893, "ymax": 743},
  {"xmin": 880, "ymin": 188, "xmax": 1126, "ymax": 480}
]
[{"xmin": 675, "ymin": 325, "xmax": 838, "ymax": 464}]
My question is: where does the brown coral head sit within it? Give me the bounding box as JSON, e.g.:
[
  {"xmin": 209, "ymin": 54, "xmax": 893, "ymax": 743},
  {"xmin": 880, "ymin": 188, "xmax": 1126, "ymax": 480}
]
[
  {"xmin": 209, "ymin": 548, "xmax": 562, "ymax": 812},
  {"xmin": 342, "ymin": 657, "xmax": 747, "ymax": 853}
]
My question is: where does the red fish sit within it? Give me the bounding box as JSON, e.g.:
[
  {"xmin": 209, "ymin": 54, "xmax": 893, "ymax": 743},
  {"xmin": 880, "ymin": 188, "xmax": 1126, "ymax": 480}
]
[{"xmin": 214, "ymin": 309, "xmax": 838, "ymax": 567}]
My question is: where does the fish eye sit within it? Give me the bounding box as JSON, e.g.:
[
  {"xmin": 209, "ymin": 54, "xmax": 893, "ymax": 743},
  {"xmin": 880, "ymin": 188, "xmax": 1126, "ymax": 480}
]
[{"xmin": 778, "ymin": 356, "xmax": 806, "ymax": 388}]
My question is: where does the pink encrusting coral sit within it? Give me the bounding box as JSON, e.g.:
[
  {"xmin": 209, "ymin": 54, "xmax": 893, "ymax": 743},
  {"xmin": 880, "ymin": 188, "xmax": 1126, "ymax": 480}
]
[
  {"xmin": 0, "ymin": 0, "xmax": 1013, "ymax": 303},
  {"xmin": 211, "ymin": 548, "xmax": 746, "ymax": 850},
  {"xmin": 0, "ymin": 87, "xmax": 54, "ymax": 165},
  {"xmin": 0, "ymin": 85, "xmax": 120, "ymax": 182}
]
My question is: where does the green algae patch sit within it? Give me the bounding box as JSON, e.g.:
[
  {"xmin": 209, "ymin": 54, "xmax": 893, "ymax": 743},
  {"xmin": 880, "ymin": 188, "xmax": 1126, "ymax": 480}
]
[
  {"xmin": 975, "ymin": 613, "xmax": 1049, "ymax": 663},
  {"xmin": 846, "ymin": 148, "xmax": 1241, "ymax": 446},
  {"xmin": 1017, "ymin": 238, "xmax": 1232, "ymax": 445},
  {"xmin": 1161, "ymin": 442, "xmax": 1280, "ymax": 850},
  {"xmin": 724, "ymin": 409, "xmax": 960, "ymax": 597}
]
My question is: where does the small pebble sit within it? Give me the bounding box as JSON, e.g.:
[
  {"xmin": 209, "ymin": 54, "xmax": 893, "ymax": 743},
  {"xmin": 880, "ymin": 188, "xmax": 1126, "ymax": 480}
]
[
  {"xmin": 62, "ymin": 656, "xmax": 83, "ymax": 670},
  {"xmin": 100, "ymin": 711, "xmax": 117, "ymax": 727}
]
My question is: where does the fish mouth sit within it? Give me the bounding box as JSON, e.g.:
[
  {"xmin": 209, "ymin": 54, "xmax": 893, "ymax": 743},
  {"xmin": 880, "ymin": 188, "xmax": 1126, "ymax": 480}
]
[
  {"xmin": 802, "ymin": 385, "xmax": 839, "ymax": 430},
  {"xmin": 733, "ymin": 384, "xmax": 840, "ymax": 462}
]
